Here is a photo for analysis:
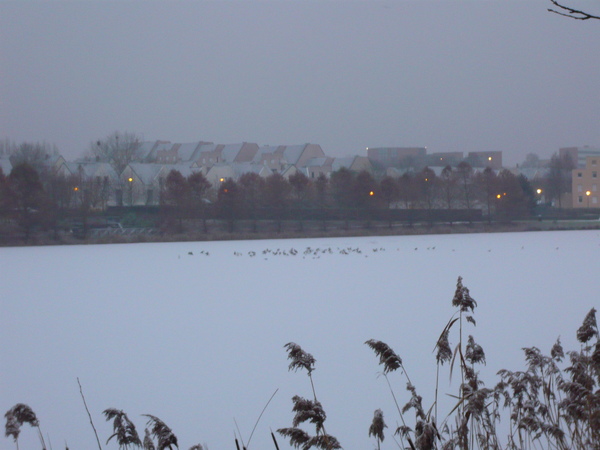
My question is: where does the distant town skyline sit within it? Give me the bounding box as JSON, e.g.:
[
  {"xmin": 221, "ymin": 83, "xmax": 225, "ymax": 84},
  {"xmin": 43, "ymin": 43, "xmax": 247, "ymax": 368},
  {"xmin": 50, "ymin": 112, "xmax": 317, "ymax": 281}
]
[{"xmin": 1, "ymin": 1, "xmax": 599, "ymax": 166}]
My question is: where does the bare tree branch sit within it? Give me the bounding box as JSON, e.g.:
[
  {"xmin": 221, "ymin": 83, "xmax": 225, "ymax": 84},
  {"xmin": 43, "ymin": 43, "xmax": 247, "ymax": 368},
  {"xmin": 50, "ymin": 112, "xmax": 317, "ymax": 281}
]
[{"xmin": 548, "ymin": 0, "xmax": 600, "ymax": 20}]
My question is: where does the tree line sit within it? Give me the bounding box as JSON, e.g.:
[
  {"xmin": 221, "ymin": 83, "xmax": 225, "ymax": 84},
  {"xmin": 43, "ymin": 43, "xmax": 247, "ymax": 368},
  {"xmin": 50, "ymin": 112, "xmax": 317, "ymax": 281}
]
[{"xmin": 0, "ymin": 161, "xmax": 546, "ymax": 240}]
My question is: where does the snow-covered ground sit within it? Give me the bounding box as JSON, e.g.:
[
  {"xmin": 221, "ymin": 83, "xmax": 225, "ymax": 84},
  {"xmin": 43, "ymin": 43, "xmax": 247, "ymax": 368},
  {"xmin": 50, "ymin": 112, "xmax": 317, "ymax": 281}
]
[{"xmin": 2, "ymin": 230, "xmax": 599, "ymax": 449}]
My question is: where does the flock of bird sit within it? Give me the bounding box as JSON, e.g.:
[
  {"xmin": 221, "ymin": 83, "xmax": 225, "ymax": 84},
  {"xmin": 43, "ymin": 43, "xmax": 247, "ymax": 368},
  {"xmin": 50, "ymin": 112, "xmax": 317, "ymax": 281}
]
[
  {"xmin": 178, "ymin": 242, "xmax": 568, "ymax": 259},
  {"xmin": 181, "ymin": 245, "xmax": 446, "ymax": 259}
]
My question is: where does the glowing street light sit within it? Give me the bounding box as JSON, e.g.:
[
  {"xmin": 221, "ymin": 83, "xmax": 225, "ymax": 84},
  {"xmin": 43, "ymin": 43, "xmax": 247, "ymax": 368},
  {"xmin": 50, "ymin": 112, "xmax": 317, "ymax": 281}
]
[
  {"xmin": 536, "ymin": 188, "xmax": 542, "ymax": 195},
  {"xmin": 586, "ymin": 190, "xmax": 591, "ymax": 208},
  {"xmin": 127, "ymin": 177, "xmax": 134, "ymax": 205}
]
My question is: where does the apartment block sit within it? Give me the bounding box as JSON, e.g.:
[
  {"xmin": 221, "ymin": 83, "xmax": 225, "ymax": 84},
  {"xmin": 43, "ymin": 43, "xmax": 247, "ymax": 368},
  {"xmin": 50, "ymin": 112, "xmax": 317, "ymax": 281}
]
[{"xmin": 572, "ymin": 156, "xmax": 599, "ymax": 208}]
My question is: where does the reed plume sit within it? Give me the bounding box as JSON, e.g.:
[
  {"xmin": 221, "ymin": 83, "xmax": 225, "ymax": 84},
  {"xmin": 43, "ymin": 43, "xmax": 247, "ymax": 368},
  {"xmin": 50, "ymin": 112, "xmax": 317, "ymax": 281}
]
[
  {"xmin": 279, "ymin": 343, "xmax": 341, "ymax": 449},
  {"xmin": 368, "ymin": 409, "xmax": 386, "ymax": 450},
  {"xmin": 4, "ymin": 404, "xmax": 46, "ymax": 450},
  {"xmin": 576, "ymin": 307, "xmax": 598, "ymax": 344},
  {"xmin": 284, "ymin": 342, "xmax": 316, "ymax": 375},
  {"xmin": 103, "ymin": 408, "xmax": 142, "ymax": 449},
  {"xmin": 143, "ymin": 415, "xmax": 178, "ymax": 450}
]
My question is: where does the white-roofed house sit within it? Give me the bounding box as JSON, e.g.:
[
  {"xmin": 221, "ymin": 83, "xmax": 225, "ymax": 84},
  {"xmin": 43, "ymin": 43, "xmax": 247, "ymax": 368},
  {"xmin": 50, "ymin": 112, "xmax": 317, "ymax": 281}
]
[
  {"xmin": 284, "ymin": 143, "xmax": 326, "ymax": 167},
  {"xmin": 251, "ymin": 143, "xmax": 326, "ymax": 175},
  {"xmin": 120, "ymin": 163, "xmax": 165, "ymax": 206},
  {"xmin": 205, "ymin": 163, "xmax": 236, "ymax": 186},
  {"xmin": 217, "ymin": 142, "xmax": 259, "ymax": 164},
  {"xmin": 331, "ymin": 156, "xmax": 373, "ymax": 173},
  {"xmin": 0, "ymin": 155, "xmax": 13, "ymax": 176},
  {"xmin": 252, "ymin": 145, "xmax": 285, "ymax": 172},
  {"xmin": 156, "ymin": 141, "xmax": 214, "ymax": 165},
  {"xmin": 52, "ymin": 161, "xmax": 120, "ymax": 209},
  {"xmin": 302, "ymin": 157, "xmax": 334, "ymax": 180},
  {"xmin": 230, "ymin": 162, "xmax": 274, "ymax": 180},
  {"xmin": 139, "ymin": 140, "xmax": 173, "ymax": 163}
]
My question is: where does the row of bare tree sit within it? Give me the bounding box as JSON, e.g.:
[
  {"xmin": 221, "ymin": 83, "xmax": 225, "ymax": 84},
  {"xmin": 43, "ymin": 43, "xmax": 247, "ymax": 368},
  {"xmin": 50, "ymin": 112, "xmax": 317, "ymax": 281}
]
[{"xmin": 160, "ymin": 164, "xmax": 539, "ymax": 227}]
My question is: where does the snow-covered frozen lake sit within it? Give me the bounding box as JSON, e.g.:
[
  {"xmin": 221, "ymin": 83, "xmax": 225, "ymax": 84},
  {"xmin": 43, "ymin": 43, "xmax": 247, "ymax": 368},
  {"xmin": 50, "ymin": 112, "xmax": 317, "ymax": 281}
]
[{"xmin": 2, "ymin": 230, "xmax": 599, "ymax": 449}]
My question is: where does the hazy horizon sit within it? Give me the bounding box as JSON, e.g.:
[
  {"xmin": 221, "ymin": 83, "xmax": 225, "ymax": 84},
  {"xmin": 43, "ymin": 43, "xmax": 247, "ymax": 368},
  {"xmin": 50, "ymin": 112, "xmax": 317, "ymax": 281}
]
[{"xmin": 1, "ymin": 0, "xmax": 599, "ymax": 166}]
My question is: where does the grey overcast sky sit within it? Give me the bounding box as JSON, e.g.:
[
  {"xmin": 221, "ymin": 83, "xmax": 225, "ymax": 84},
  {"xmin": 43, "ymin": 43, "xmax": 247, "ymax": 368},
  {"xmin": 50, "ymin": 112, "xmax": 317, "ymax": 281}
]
[{"xmin": 1, "ymin": 0, "xmax": 599, "ymax": 165}]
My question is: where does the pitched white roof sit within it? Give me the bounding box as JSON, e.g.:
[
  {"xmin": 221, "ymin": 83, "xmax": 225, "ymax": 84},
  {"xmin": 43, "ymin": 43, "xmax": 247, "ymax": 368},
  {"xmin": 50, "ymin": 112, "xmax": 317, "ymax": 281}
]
[
  {"xmin": 220, "ymin": 143, "xmax": 244, "ymax": 162},
  {"xmin": 304, "ymin": 157, "xmax": 329, "ymax": 167},
  {"xmin": 176, "ymin": 143, "xmax": 202, "ymax": 162},
  {"xmin": 332, "ymin": 156, "xmax": 356, "ymax": 171},
  {"xmin": 252, "ymin": 145, "xmax": 280, "ymax": 163},
  {"xmin": 282, "ymin": 144, "xmax": 307, "ymax": 165},
  {"xmin": 127, "ymin": 163, "xmax": 164, "ymax": 184},
  {"xmin": 0, "ymin": 157, "xmax": 12, "ymax": 175}
]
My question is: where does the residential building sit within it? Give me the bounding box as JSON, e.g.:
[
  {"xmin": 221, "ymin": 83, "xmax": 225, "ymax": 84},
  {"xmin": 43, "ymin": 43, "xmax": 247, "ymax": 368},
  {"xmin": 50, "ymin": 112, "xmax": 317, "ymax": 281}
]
[
  {"xmin": 427, "ymin": 152, "xmax": 464, "ymax": 167},
  {"xmin": 572, "ymin": 156, "xmax": 599, "ymax": 208},
  {"xmin": 465, "ymin": 151, "xmax": 502, "ymax": 169},
  {"xmin": 367, "ymin": 147, "xmax": 427, "ymax": 166},
  {"xmin": 332, "ymin": 156, "xmax": 373, "ymax": 173}
]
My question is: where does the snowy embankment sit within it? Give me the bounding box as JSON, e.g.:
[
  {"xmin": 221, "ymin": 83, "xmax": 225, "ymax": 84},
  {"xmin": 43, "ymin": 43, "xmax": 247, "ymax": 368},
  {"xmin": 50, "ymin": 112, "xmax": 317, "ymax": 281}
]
[{"xmin": 1, "ymin": 230, "xmax": 598, "ymax": 449}]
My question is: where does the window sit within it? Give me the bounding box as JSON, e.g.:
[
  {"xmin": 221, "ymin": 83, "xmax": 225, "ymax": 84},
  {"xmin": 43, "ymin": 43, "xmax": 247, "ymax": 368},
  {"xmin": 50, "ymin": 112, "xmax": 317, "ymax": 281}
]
[
  {"xmin": 578, "ymin": 196, "xmax": 583, "ymax": 203},
  {"xmin": 592, "ymin": 159, "xmax": 597, "ymax": 166},
  {"xmin": 593, "ymin": 184, "xmax": 598, "ymax": 192},
  {"xmin": 593, "ymin": 197, "xmax": 598, "ymax": 204},
  {"xmin": 593, "ymin": 171, "xmax": 597, "ymax": 178},
  {"xmin": 578, "ymin": 184, "xmax": 583, "ymax": 192},
  {"xmin": 578, "ymin": 172, "xmax": 583, "ymax": 177}
]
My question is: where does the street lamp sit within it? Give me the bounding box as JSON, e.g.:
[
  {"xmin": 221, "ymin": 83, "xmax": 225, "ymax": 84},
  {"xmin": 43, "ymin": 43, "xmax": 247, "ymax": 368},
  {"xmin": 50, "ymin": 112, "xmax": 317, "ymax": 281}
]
[
  {"xmin": 128, "ymin": 177, "xmax": 134, "ymax": 205},
  {"xmin": 586, "ymin": 190, "xmax": 591, "ymax": 208}
]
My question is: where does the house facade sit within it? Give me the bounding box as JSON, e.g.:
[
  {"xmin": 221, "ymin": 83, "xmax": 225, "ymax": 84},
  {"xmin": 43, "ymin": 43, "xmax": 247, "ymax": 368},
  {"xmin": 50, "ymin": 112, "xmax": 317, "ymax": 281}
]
[{"xmin": 572, "ymin": 156, "xmax": 599, "ymax": 208}]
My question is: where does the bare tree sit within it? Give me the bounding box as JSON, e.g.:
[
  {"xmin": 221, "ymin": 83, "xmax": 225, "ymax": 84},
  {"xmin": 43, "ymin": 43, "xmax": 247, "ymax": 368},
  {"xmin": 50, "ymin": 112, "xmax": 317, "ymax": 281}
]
[
  {"xmin": 418, "ymin": 167, "xmax": 438, "ymax": 210},
  {"xmin": 548, "ymin": 0, "xmax": 600, "ymax": 20},
  {"xmin": 456, "ymin": 161, "xmax": 474, "ymax": 210},
  {"xmin": 545, "ymin": 153, "xmax": 574, "ymax": 208},
  {"xmin": 91, "ymin": 131, "xmax": 142, "ymax": 173},
  {"xmin": 521, "ymin": 153, "xmax": 542, "ymax": 169},
  {"xmin": 8, "ymin": 141, "xmax": 58, "ymax": 175},
  {"xmin": 440, "ymin": 165, "xmax": 457, "ymax": 209}
]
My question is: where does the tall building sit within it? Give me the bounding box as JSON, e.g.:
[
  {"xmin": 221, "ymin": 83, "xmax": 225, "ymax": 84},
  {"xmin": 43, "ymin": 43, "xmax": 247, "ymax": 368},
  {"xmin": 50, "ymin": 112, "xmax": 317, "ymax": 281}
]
[{"xmin": 560, "ymin": 146, "xmax": 600, "ymax": 169}]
